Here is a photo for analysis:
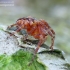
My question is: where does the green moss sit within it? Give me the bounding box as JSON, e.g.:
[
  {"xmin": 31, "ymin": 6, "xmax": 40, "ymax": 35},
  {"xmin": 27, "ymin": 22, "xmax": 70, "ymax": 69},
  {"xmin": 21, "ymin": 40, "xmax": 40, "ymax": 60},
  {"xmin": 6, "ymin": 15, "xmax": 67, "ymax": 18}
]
[{"xmin": 0, "ymin": 50, "xmax": 46, "ymax": 70}]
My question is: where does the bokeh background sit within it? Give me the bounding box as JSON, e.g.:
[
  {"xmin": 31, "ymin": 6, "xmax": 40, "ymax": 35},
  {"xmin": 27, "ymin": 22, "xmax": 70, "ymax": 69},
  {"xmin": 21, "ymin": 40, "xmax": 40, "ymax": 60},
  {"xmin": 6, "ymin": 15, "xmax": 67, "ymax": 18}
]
[{"xmin": 0, "ymin": 0, "xmax": 70, "ymax": 63}]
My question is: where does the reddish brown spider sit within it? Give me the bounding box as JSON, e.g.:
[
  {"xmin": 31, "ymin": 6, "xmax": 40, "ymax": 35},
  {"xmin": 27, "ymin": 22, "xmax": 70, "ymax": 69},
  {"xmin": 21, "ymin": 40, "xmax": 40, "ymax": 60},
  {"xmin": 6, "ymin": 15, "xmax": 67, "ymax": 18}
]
[{"xmin": 8, "ymin": 17, "xmax": 55, "ymax": 54}]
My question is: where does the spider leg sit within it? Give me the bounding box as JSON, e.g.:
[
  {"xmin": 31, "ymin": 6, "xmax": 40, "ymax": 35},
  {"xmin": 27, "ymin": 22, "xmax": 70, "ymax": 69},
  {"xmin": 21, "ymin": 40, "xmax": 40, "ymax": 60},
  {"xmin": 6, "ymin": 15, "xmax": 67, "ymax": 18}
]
[
  {"xmin": 48, "ymin": 28, "xmax": 55, "ymax": 50},
  {"xmin": 50, "ymin": 36, "xmax": 55, "ymax": 50},
  {"xmin": 35, "ymin": 34, "xmax": 47, "ymax": 52},
  {"xmin": 10, "ymin": 25, "xmax": 22, "ymax": 36},
  {"xmin": 8, "ymin": 24, "xmax": 16, "ymax": 28},
  {"xmin": 15, "ymin": 27, "xmax": 21, "ymax": 32},
  {"xmin": 28, "ymin": 35, "xmax": 47, "ymax": 66},
  {"xmin": 50, "ymin": 28, "xmax": 55, "ymax": 35}
]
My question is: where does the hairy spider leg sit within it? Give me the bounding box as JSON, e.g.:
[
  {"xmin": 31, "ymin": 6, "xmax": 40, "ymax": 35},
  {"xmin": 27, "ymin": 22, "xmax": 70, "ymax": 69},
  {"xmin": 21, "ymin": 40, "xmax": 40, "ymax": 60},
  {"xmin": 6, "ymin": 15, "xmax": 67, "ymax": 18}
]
[
  {"xmin": 35, "ymin": 35, "xmax": 47, "ymax": 53},
  {"xmin": 48, "ymin": 28, "xmax": 55, "ymax": 50},
  {"xmin": 28, "ymin": 35, "xmax": 47, "ymax": 66}
]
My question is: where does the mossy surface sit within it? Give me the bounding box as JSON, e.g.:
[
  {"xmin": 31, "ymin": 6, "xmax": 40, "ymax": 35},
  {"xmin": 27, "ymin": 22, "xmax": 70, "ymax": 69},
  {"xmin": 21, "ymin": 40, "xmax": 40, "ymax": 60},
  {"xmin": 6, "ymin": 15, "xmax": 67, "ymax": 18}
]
[{"xmin": 0, "ymin": 49, "xmax": 46, "ymax": 70}]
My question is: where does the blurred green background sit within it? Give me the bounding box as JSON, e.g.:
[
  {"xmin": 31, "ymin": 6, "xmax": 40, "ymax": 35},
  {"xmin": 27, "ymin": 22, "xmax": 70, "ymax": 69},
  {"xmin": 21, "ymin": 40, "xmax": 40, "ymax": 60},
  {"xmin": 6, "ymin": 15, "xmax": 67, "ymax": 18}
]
[{"xmin": 0, "ymin": 0, "xmax": 70, "ymax": 63}]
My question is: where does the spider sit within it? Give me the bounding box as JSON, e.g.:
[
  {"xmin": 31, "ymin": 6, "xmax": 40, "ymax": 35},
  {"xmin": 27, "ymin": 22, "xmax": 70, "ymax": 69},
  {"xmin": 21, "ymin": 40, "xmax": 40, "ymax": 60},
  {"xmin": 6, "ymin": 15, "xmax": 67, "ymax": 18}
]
[{"xmin": 8, "ymin": 17, "xmax": 55, "ymax": 64}]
